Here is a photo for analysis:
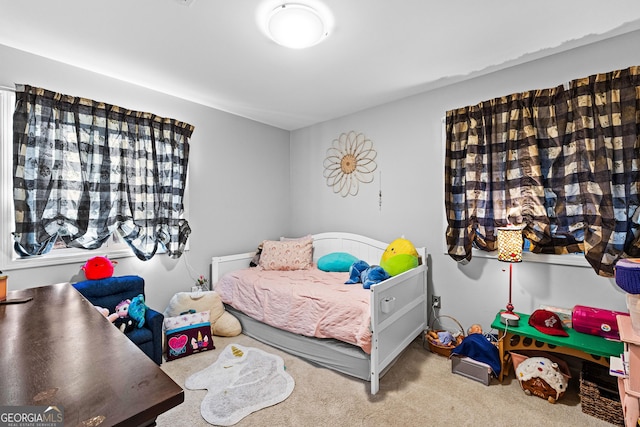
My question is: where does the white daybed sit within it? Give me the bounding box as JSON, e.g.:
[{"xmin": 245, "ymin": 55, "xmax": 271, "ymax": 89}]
[{"xmin": 210, "ymin": 232, "xmax": 428, "ymax": 395}]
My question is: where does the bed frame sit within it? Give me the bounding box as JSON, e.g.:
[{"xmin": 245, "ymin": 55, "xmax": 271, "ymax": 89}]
[{"xmin": 210, "ymin": 232, "xmax": 428, "ymax": 394}]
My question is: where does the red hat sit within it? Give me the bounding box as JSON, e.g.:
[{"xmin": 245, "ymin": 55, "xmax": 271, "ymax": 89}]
[{"xmin": 528, "ymin": 309, "xmax": 569, "ymax": 337}]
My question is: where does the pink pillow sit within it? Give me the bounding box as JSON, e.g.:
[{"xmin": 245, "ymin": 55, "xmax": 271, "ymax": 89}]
[{"xmin": 259, "ymin": 236, "xmax": 313, "ymax": 271}]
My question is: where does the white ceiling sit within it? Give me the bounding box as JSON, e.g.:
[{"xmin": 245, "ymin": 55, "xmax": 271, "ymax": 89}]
[{"xmin": 2, "ymin": 0, "xmax": 640, "ymax": 130}]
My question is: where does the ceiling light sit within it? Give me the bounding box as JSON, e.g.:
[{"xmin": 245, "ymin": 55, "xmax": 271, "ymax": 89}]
[{"xmin": 267, "ymin": 4, "xmax": 328, "ymax": 49}]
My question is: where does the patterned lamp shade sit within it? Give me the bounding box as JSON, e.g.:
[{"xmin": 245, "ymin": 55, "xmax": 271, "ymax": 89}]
[{"xmin": 497, "ymin": 227, "xmax": 523, "ymax": 263}]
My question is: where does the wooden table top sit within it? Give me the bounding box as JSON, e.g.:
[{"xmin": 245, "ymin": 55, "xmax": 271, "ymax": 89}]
[{"xmin": 0, "ymin": 282, "xmax": 183, "ymax": 426}]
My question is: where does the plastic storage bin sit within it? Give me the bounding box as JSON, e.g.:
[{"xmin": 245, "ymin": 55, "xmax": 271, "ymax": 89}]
[
  {"xmin": 450, "ymin": 355, "xmax": 492, "ymax": 385},
  {"xmin": 572, "ymin": 305, "xmax": 628, "ymax": 340}
]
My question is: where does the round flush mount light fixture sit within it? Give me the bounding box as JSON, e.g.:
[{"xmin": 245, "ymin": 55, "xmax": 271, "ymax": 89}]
[{"xmin": 265, "ymin": 3, "xmax": 330, "ymax": 49}]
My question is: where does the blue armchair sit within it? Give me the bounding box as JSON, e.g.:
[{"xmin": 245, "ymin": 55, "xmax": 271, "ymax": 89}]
[{"xmin": 72, "ymin": 275, "xmax": 164, "ymax": 365}]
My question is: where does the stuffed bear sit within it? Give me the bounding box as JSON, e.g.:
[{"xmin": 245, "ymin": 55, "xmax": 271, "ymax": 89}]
[{"xmin": 345, "ymin": 260, "xmax": 390, "ymax": 289}]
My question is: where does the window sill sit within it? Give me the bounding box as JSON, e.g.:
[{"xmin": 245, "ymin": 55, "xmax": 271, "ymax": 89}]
[
  {"xmin": 0, "ymin": 247, "xmax": 135, "ymax": 271},
  {"xmin": 472, "ymin": 248, "xmax": 591, "ymax": 268}
]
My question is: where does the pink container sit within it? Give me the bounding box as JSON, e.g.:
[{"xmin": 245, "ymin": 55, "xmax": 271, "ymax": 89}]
[
  {"xmin": 626, "ymin": 294, "xmax": 640, "ymax": 335},
  {"xmin": 572, "ymin": 305, "xmax": 629, "ymax": 340}
]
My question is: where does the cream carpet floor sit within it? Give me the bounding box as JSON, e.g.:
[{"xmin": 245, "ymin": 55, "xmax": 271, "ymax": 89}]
[{"xmin": 157, "ymin": 334, "xmax": 613, "ymax": 427}]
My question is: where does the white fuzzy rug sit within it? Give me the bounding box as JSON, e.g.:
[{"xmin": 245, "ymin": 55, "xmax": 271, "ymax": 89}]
[{"xmin": 185, "ymin": 343, "xmax": 295, "ymax": 426}]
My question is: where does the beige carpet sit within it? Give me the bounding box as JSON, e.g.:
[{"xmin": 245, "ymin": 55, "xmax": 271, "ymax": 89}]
[{"xmin": 157, "ymin": 334, "xmax": 614, "ymax": 427}]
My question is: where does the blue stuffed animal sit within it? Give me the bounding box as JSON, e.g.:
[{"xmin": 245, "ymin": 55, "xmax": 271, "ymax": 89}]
[
  {"xmin": 128, "ymin": 294, "xmax": 147, "ymax": 329},
  {"xmin": 345, "ymin": 260, "xmax": 390, "ymax": 289}
]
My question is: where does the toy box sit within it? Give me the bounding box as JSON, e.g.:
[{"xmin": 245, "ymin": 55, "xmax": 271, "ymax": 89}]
[{"xmin": 572, "ymin": 305, "xmax": 628, "ymax": 340}]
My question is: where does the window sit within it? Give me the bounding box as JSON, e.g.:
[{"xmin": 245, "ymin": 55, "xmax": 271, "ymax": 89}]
[
  {"xmin": 439, "ymin": 117, "xmax": 589, "ymax": 270},
  {"xmin": 1, "ymin": 89, "xmax": 132, "ymax": 269},
  {"xmin": 441, "ymin": 95, "xmax": 591, "ymax": 268},
  {"xmin": 444, "ymin": 66, "xmax": 640, "ymax": 278},
  {"xmin": 1, "ymin": 87, "xmax": 192, "ymax": 270}
]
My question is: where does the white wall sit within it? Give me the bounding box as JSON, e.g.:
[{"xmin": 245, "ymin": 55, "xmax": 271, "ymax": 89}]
[
  {"xmin": 289, "ymin": 30, "xmax": 640, "ymax": 332},
  {"xmin": 2, "ymin": 28, "xmax": 639, "ymax": 332},
  {"xmin": 0, "ymin": 44, "xmax": 291, "ymax": 311}
]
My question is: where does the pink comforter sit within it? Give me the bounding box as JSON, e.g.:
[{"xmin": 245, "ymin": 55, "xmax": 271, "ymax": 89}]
[{"xmin": 215, "ymin": 267, "xmax": 372, "ymax": 354}]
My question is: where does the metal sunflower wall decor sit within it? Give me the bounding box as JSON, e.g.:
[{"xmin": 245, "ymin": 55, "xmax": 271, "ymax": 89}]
[{"xmin": 323, "ymin": 131, "xmax": 378, "ymax": 197}]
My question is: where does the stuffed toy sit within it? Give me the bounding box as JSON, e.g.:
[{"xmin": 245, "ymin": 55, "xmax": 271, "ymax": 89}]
[
  {"xmin": 345, "ymin": 260, "xmax": 390, "ymax": 289},
  {"xmin": 379, "ymin": 237, "xmax": 419, "ymax": 276},
  {"xmin": 94, "ymin": 305, "xmax": 112, "ymax": 319},
  {"xmin": 81, "ymin": 256, "xmax": 117, "ymax": 280},
  {"xmin": 163, "ymin": 291, "xmax": 242, "ymax": 337},
  {"xmin": 380, "ymin": 237, "xmax": 418, "ymax": 262},
  {"xmin": 437, "ymin": 330, "xmax": 456, "ymax": 346},
  {"xmin": 94, "ymin": 296, "xmax": 146, "ymax": 332},
  {"xmin": 113, "ymin": 299, "xmax": 135, "ymax": 333},
  {"xmin": 128, "ymin": 294, "xmax": 147, "ymax": 328},
  {"xmin": 468, "ymin": 324, "xmax": 483, "ymax": 335}
]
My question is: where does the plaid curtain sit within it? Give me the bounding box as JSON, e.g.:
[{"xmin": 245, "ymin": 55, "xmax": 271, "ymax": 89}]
[
  {"xmin": 12, "ymin": 84, "xmax": 194, "ymax": 261},
  {"xmin": 445, "ymin": 66, "xmax": 640, "ymax": 277}
]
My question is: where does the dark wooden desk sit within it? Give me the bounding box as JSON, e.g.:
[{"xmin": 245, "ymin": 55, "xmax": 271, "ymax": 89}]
[
  {"xmin": 0, "ymin": 282, "xmax": 183, "ymax": 426},
  {"xmin": 491, "ymin": 311, "xmax": 623, "ymax": 382}
]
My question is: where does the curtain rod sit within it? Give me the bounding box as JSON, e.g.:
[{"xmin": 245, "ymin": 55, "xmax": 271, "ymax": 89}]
[{"xmin": 0, "ymin": 85, "xmax": 15, "ymax": 92}]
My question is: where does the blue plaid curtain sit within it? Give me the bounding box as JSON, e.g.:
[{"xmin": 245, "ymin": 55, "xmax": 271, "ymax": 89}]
[
  {"xmin": 12, "ymin": 84, "xmax": 194, "ymax": 261},
  {"xmin": 445, "ymin": 66, "xmax": 640, "ymax": 277}
]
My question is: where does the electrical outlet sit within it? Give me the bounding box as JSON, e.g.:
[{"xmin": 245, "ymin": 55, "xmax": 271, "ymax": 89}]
[{"xmin": 432, "ymin": 295, "xmax": 441, "ymax": 309}]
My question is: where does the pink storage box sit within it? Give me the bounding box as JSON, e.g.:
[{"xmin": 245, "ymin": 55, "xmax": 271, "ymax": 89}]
[{"xmin": 572, "ymin": 305, "xmax": 628, "ymax": 340}]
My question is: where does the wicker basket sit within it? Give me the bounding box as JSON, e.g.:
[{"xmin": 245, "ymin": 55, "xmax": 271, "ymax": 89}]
[
  {"xmin": 424, "ymin": 315, "xmax": 464, "ymax": 357},
  {"xmin": 580, "ymin": 362, "xmax": 624, "ymax": 426}
]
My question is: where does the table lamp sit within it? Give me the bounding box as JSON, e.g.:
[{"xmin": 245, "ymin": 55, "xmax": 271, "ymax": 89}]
[{"xmin": 497, "ymin": 226, "xmax": 523, "ymax": 326}]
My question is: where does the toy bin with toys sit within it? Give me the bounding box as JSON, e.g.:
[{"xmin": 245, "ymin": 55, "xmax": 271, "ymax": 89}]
[{"xmin": 424, "ymin": 315, "xmax": 464, "ymax": 357}]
